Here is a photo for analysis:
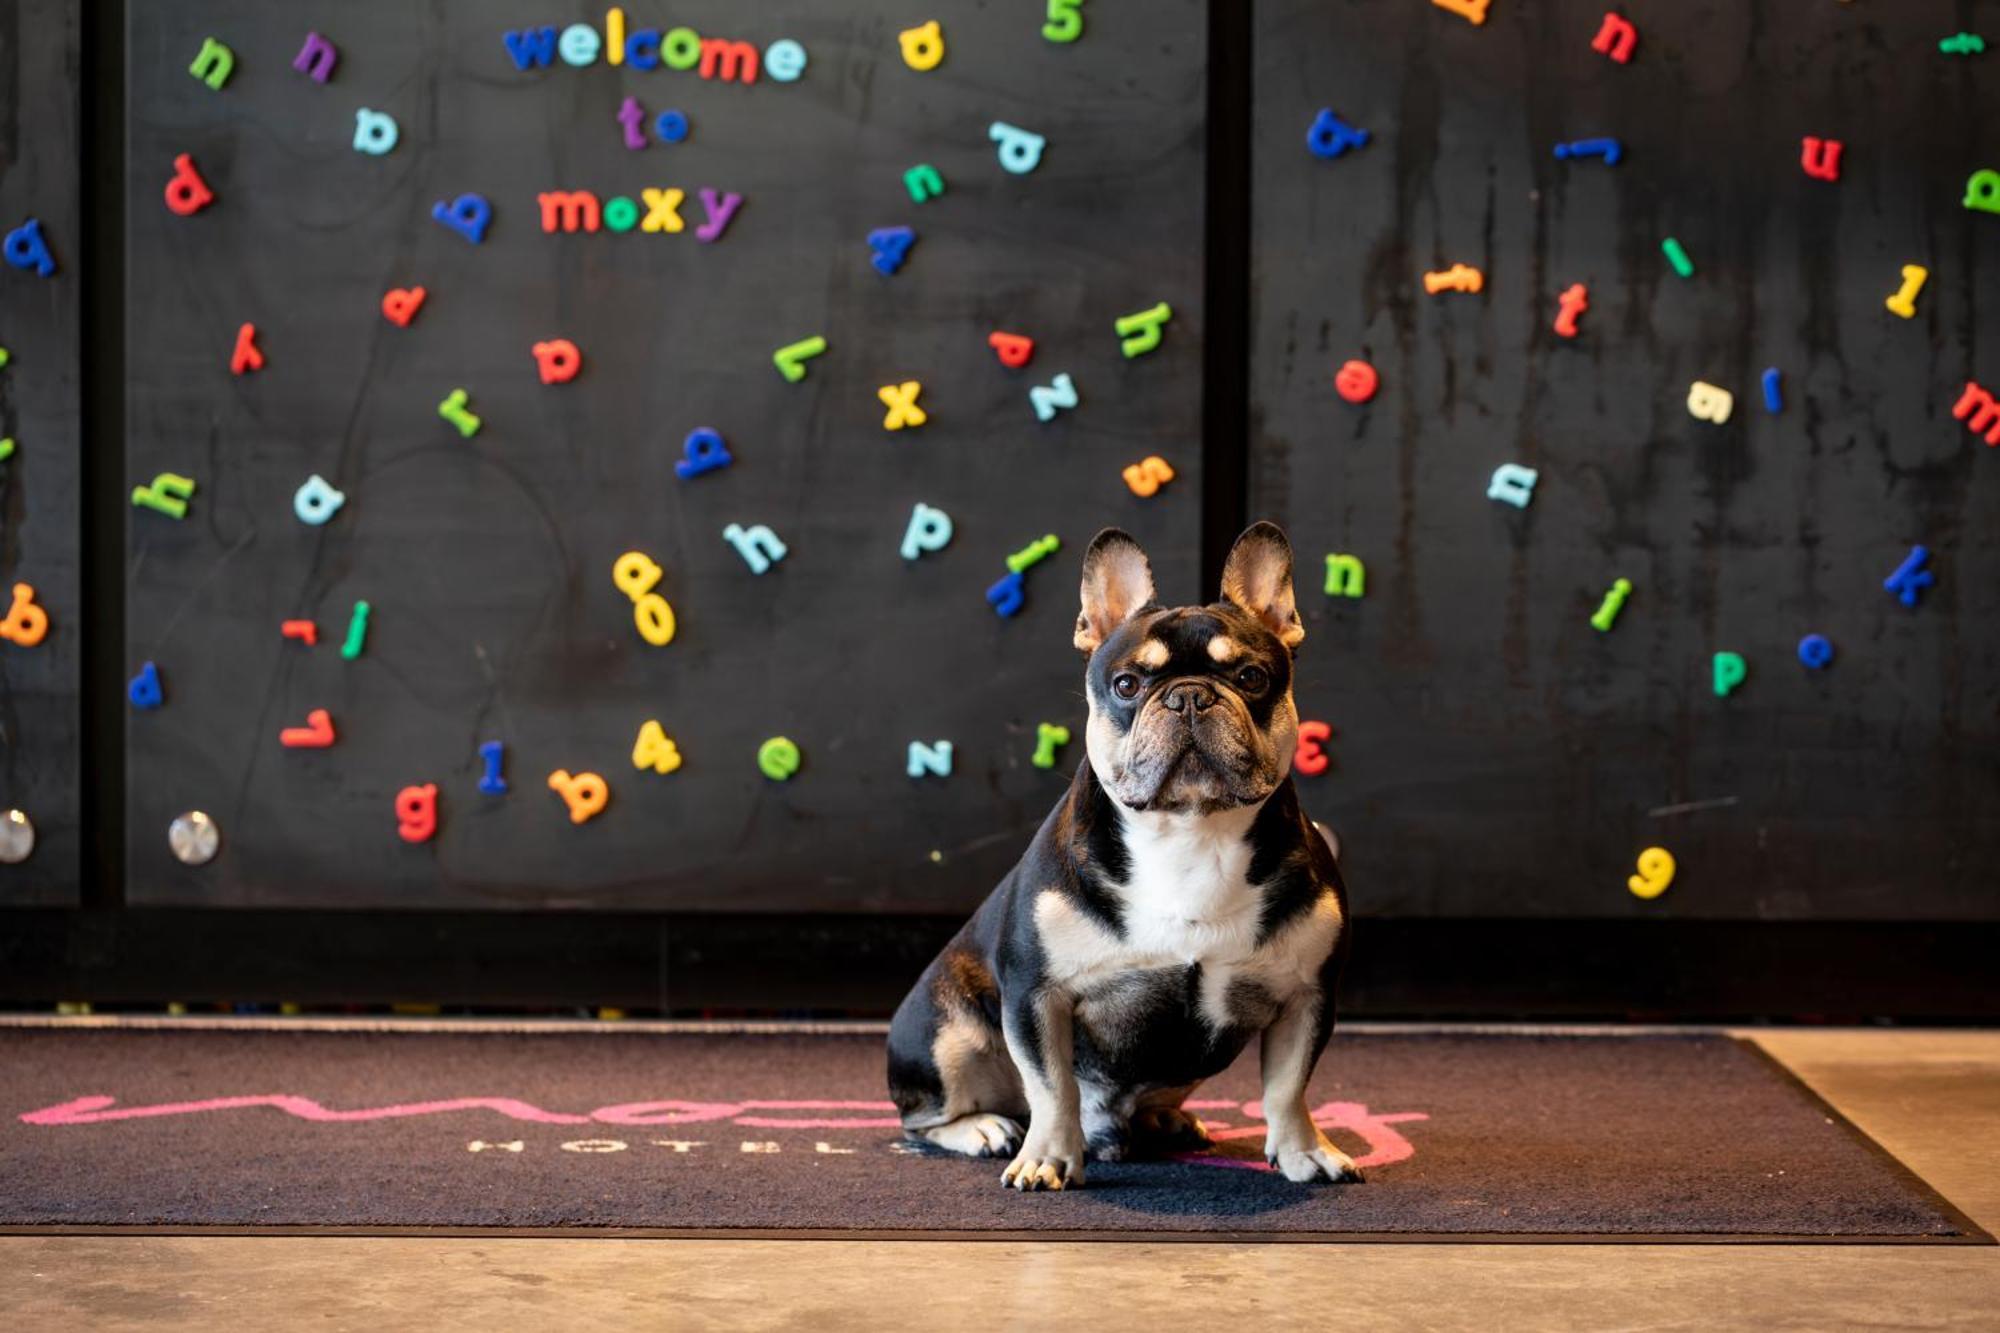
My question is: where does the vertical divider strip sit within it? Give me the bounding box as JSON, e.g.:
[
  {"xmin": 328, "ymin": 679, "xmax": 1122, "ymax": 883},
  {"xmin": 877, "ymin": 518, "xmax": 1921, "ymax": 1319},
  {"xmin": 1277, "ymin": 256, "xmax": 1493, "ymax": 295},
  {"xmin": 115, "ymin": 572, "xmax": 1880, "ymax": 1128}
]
[
  {"xmin": 78, "ymin": 0, "xmax": 127, "ymax": 909},
  {"xmin": 1200, "ymin": 0, "xmax": 1254, "ymax": 589}
]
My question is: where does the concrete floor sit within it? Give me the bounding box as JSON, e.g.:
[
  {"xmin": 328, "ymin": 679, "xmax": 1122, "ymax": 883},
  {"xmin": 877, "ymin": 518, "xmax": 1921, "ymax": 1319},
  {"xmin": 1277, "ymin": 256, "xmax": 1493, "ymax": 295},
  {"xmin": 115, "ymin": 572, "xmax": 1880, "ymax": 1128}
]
[{"xmin": 6, "ymin": 1028, "xmax": 1997, "ymax": 1331}]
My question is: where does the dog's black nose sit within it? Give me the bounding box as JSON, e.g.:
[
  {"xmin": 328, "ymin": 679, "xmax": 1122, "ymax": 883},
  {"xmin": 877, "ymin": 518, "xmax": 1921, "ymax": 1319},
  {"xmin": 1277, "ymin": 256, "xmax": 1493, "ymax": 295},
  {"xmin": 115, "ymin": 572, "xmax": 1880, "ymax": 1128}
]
[{"xmin": 1160, "ymin": 680, "xmax": 1219, "ymax": 713}]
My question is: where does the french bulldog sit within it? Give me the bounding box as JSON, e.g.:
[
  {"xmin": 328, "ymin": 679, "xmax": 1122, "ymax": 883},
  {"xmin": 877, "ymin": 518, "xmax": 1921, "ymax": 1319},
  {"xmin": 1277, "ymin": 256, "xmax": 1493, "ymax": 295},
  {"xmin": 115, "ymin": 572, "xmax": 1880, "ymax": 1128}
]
[{"xmin": 887, "ymin": 522, "xmax": 1358, "ymax": 1191}]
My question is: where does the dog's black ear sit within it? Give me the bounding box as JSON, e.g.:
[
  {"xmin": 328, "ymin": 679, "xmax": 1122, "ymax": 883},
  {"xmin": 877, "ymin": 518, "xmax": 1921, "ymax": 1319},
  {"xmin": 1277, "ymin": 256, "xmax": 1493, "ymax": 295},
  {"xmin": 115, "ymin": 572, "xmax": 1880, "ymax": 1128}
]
[
  {"xmin": 1075, "ymin": 528, "xmax": 1155, "ymax": 654},
  {"xmin": 1220, "ymin": 521, "xmax": 1304, "ymax": 649}
]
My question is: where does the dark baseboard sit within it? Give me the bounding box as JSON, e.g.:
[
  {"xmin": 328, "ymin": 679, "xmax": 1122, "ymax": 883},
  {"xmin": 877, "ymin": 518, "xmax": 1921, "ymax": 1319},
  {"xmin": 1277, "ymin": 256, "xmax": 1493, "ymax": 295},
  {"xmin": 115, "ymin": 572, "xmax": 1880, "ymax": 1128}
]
[{"xmin": 1, "ymin": 909, "xmax": 1994, "ymax": 1022}]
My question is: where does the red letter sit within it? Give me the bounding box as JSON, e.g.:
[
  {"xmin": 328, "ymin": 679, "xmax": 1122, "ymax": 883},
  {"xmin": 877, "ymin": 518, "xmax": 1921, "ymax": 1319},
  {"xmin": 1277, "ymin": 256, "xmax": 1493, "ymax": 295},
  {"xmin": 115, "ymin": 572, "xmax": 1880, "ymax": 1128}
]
[
  {"xmin": 698, "ymin": 38, "xmax": 758, "ymax": 84},
  {"xmin": 537, "ymin": 190, "xmax": 602, "ymax": 233},
  {"xmin": 532, "ymin": 338, "xmax": 582, "ymax": 384}
]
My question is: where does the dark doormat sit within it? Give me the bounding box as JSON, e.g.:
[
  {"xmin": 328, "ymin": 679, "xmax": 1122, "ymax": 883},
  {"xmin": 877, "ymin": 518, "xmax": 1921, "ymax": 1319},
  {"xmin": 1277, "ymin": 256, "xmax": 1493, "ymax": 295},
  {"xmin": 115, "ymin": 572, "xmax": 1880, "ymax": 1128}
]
[{"xmin": 0, "ymin": 1026, "xmax": 1985, "ymax": 1243}]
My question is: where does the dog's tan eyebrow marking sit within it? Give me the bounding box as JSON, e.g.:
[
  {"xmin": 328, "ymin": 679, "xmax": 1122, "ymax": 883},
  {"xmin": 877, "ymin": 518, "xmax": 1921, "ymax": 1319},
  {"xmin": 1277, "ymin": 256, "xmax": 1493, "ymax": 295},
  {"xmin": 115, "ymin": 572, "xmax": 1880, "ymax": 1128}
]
[
  {"xmin": 1133, "ymin": 639, "xmax": 1170, "ymax": 669},
  {"xmin": 1206, "ymin": 635, "xmax": 1241, "ymax": 663}
]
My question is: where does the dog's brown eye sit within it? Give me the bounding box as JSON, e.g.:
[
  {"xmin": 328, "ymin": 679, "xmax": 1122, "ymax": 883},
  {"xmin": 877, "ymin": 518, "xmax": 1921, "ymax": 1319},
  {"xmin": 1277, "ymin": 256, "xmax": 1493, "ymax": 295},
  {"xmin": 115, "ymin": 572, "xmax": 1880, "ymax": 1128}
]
[
  {"xmin": 1112, "ymin": 673, "xmax": 1142, "ymax": 700},
  {"xmin": 1236, "ymin": 666, "xmax": 1269, "ymax": 694}
]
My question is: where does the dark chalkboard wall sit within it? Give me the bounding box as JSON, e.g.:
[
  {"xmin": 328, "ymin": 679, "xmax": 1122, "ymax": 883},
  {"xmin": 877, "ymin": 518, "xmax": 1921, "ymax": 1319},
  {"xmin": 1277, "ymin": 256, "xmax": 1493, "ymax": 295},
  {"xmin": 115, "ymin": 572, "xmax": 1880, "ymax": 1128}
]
[
  {"xmin": 1253, "ymin": 1, "xmax": 2000, "ymax": 920},
  {"xmin": 0, "ymin": 0, "xmax": 83, "ymax": 906},
  {"xmin": 124, "ymin": 1, "xmax": 1204, "ymax": 910}
]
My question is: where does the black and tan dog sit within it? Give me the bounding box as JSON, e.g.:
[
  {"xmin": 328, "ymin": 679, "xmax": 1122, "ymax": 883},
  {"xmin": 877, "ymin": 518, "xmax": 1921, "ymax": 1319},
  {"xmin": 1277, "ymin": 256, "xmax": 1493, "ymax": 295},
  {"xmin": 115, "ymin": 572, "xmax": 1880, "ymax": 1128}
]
[{"xmin": 887, "ymin": 522, "xmax": 1358, "ymax": 1191}]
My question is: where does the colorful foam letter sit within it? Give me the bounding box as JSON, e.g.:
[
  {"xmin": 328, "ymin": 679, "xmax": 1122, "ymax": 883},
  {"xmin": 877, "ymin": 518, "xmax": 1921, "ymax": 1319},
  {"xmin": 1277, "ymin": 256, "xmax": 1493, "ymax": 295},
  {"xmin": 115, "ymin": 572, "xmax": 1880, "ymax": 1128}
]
[
  {"xmin": 1591, "ymin": 13, "xmax": 1637, "ymax": 63},
  {"xmin": 772, "ymin": 335, "xmax": 826, "ymax": 382},
  {"xmin": 547, "ymin": 769, "xmax": 610, "ymax": 824},
  {"xmin": 758, "ymin": 737, "xmax": 801, "ymax": 780},
  {"xmin": 0, "ymin": 583, "xmax": 48, "ymax": 648},
  {"xmin": 382, "ymin": 287, "xmax": 426, "ymax": 326},
  {"xmin": 1431, "ymin": 0, "xmax": 1489, "ymax": 24},
  {"xmin": 1306, "ymin": 108, "xmax": 1370, "ymax": 159},
  {"xmin": 1712, "ymin": 651, "xmax": 1746, "ymax": 697},
  {"xmin": 293, "ymin": 474, "xmax": 346, "ymax": 525},
  {"xmin": 1687, "ymin": 381, "xmax": 1734, "ymax": 423},
  {"xmin": 164, "ymin": 154, "xmax": 215, "ymax": 215},
  {"xmin": 341, "ymin": 601, "xmax": 370, "ymax": 659},
  {"xmin": 904, "ymin": 164, "xmax": 945, "ymax": 203},
  {"xmin": 532, "ymin": 338, "xmax": 582, "ymax": 384},
  {"xmin": 1486, "ymin": 463, "xmax": 1538, "ymax": 509},
  {"xmin": 2, "ymin": 219, "xmax": 56, "ymax": 277},
  {"xmin": 127, "ymin": 661, "xmax": 163, "ymax": 709},
  {"xmin": 1032, "ymin": 723, "xmax": 1071, "ymax": 769},
  {"xmin": 1797, "ymin": 634, "xmax": 1834, "ymax": 670},
  {"xmin": 633, "ymin": 721, "xmax": 683, "ymax": 774},
  {"xmin": 1553, "ymin": 283, "xmax": 1588, "ymax": 338},
  {"xmin": 1762, "ymin": 368, "xmax": 1783, "ymax": 414},
  {"xmin": 189, "ymin": 37, "xmax": 234, "ymax": 90},
  {"xmin": 878, "ymin": 381, "xmax": 926, "ymax": 430},
  {"xmin": 676, "ymin": 428, "xmax": 733, "ymax": 479},
  {"xmin": 396, "ymin": 784, "xmax": 438, "ymax": 843},
  {"xmin": 1884, "ymin": 546, "xmax": 1934, "ymax": 607},
  {"xmin": 898, "ymin": 20, "xmax": 945, "ymax": 71},
  {"xmin": 1323, "ymin": 554, "xmax": 1365, "ymax": 598},
  {"xmin": 906, "ymin": 740, "xmax": 953, "ymax": 778},
  {"xmin": 901, "ymin": 503, "xmax": 954, "ymax": 560},
  {"xmin": 1044, "ymin": 0, "xmax": 1084, "ymax": 43},
  {"xmin": 293, "ymin": 31, "xmax": 338, "ymax": 83},
  {"xmin": 1800, "ymin": 136, "xmax": 1843, "ymax": 182},
  {"xmin": 989, "ymin": 331, "xmax": 1034, "ymax": 368},
  {"xmin": 1294, "ymin": 721, "xmax": 1333, "ymax": 776},
  {"xmin": 986, "ymin": 571, "xmax": 1025, "ymax": 618},
  {"xmin": 989, "ymin": 122, "xmax": 1046, "ymax": 174},
  {"xmin": 479, "ymin": 741, "xmax": 508, "ymax": 794},
  {"xmin": 432, "ymin": 193, "xmax": 492, "ymax": 244},
  {"xmin": 1114, "ymin": 302, "xmax": 1172, "ymax": 358},
  {"xmin": 438, "ymin": 388, "xmax": 481, "ymax": 437},
  {"xmin": 1030, "ymin": 372, "xmax": 1078, "ymax": 422},
  {"xmin": 279, "ymin": 708, "xmax": 337, "ymax": 748},
  {"xmin": 132, "ymin": 472, "xmax": 196, "ymax": 519},
  {"xmin": 1953, "ymin": 381, "xmax": 2000, "ymax": 445},
  {"xmin": 1885, "ymin": 264, "xmax": 1928, "ymax": 319},
  {"xmin": 353, "ymin": 108, "xmax": 399, "ymax": 155},
  {"xmin": 1627, "ymin": 847, "xmax": 1674, "ymax": 899},
  {"xmin": 1334, "ymin": 360, "xmax": 1378, "ymax": 403},
  {"xmin": 230, "ymin": 323, "xmax": 264, "ymax": 375},
  {"xmin": 869, "ymin": 226, "xmax": 916, "ymax": 275},
  {"xmin": 1590, "ymin": 578, "xmax": 1632, "ymax": 631},
  {"xmin": 723, "ymin": 523, "xmax": 788, "ymax": 574}
]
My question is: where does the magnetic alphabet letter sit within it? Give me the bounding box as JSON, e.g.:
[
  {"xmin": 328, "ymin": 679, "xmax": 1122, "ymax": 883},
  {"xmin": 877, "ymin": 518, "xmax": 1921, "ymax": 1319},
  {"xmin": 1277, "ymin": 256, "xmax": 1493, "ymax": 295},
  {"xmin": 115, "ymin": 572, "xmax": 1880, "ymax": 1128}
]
[
  {"xmin": 293, "ymin": 31, "xmax": 338, "ymax": 84},
  {"xmin": 396, "ymin": 784, "xmax": 438, "ymax": 843},
  {"xmin": 898, "ymin": 20, "xmax": 945, "ymax": 71},
  {"xmin": 0, "ymin": 583, "xmax": 49, "ymax": 648},
  {"xmin": 723, "ymin": 523, "xmax": 788, "ymax": 574},
  {"xmin": 1800, "ymin": 136, "xmax": 1843, "ymax": 182},
  {"xmin": 2, "ymin": 218, "xmax": 56, "ymax": 277},
  {"xmin": 1486, "ymin": 464, "xmax": 1538, "ymax": 509},
  {"xmin": 633, "ymin": 721, "xmax": 683, "ymax": 774},
  {"xmin": 906, "ymin": 740, "xmax": 953, "ymax": 779},
  {"xmin": 868, "ymin": 226, "xmax": 916, "ymax": 275},
  {"xmin": 165, "ymin": 154, "xmax": 215, "ymax": 216},
  {"xmin": 901, "ymin": 503, "xmax": 954, "ymax": 560},
  {"xmin": 1591, "ymin": 12, "xmax": 1636, "ymax": 63},
  {"xmin": 293, "ymin": 474, "xmax": 346, "ymax": 525},
  {"xmin": 432, "ymin": 193, "xmax": 493, "ymax": 244},
  {"xmin": 532, "ymin": 339, "xmax": 582, "ymax": 384},
  {"xmin": 189, "ymin": 37, "xmax": 234, "ymax": 90},
  {"xmin": 989, "ymin": 122, "xmax": 1047, "ymax": 174},
  {"xmin": 1323, "ymin": 554, "xmax": 1366, "ymax": 599},
  {"xmin": 988, "ymin": 332, "xmax": 1034, "ymax": 368},
  {"xmin": 548, "ymin": 770, "xmax": 610, "ymax": 824},
  {"xmin": 676, "ymin": 428, "xmax": 733, "ymax": 479},
  {"xmin": 878, "ymin": 381, "xmax": 926, "ymax": 430},
  {"xmin": 1306, "ymin": 108, "xmax": 1370, "ymax": 159},
  {"xmin": 1953, "ymin": 381, "xmax": 2000, "ymax": 445},
  {"xmin": 1114, "ymin": 303, "xmax": 1172, "ymax": 358},
  {"xmin": 1687, "ymin": 381, "xmax": 1734, "ymax": 424},
  {"xmin": 1121, "ymin": 456, "xmax": 1175, "ymax": 497},
  {"xmin": 353, "ymin": 108, "xmax": 399, "ymax": 155},
  {"xmin": 1883, "ymin": 545, "xmax": 1934, "ymax": 607},
  {"xmin": 1294, "ymin": 720, "xmax": 1333, "ymax": 776}
]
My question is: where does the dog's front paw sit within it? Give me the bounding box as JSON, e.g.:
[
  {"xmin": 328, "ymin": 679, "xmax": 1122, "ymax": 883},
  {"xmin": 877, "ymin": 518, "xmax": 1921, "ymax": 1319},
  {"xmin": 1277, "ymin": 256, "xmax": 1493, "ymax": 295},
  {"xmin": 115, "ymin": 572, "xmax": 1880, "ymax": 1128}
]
[
  {"xmin": 1266, "ymin": 1128, "xmax": 1364, "ymax": 1184},
  {"xmin": 1002, "ymin": 1132, "xmax": 1086, "ymax": 1191}
]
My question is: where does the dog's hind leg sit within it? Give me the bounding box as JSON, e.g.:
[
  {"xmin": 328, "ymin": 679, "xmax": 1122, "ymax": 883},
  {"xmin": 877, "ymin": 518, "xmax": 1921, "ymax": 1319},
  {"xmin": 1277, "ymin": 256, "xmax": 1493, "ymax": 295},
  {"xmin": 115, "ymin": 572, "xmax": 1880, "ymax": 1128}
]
[{"xmin": 887, "ymin": 946, "xmax": 1028, "ymax": 1157}]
